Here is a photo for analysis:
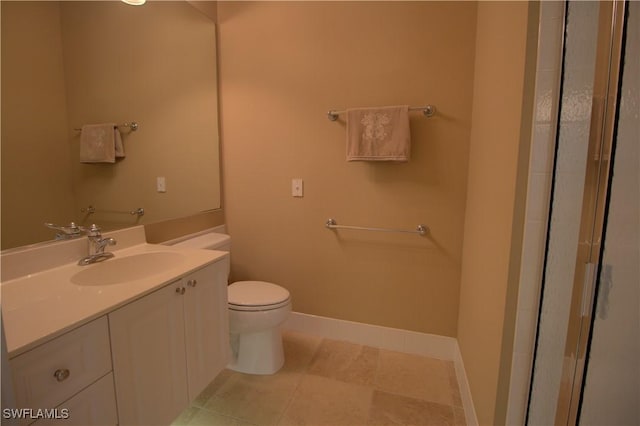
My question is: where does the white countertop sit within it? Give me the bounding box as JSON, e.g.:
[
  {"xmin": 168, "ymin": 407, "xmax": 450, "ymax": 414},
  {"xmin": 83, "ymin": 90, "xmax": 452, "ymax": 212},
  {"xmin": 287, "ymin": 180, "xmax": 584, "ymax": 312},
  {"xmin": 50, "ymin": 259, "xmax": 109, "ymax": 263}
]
[{"xmin": 1, "ymin": 232, "xmax": 228, "ymax": 358}]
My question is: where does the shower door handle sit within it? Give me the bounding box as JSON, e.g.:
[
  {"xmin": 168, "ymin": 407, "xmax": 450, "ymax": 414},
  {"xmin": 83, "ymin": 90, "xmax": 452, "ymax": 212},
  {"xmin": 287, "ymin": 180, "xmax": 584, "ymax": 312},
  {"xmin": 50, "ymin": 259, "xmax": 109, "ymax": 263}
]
[{"xmin": 581, "ymin": 262, "xmax": 597, "ymax": 318}]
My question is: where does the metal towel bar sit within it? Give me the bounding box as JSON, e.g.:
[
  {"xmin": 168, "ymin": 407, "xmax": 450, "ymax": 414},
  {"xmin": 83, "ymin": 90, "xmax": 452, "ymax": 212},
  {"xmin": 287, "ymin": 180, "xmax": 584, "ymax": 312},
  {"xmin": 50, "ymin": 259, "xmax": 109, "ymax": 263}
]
[
  {"xmin": 327, "ymin": 105, "xmax": 435, "ymax": 122},
  {"xmin": 81, "ymin": 205, "xmax": 145, "ymax": 217},
  {"xmin": 325, "ymin": 218, "xmax": 428, "ymax": 236},
  {"xmin": 74, "ymin": 121, "xmax": 139, "ymax": 132}
]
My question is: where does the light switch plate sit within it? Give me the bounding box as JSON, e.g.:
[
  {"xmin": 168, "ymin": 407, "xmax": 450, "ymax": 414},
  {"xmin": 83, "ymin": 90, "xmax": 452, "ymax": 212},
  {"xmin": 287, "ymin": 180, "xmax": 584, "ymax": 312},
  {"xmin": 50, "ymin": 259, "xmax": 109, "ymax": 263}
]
[
  {"xmin": 292, "ymin": 178, "xmax": 303, "ymax": 197},
  {"xmin": 157, "ymin": 177, "xmax": 166, "ymax": 193}
]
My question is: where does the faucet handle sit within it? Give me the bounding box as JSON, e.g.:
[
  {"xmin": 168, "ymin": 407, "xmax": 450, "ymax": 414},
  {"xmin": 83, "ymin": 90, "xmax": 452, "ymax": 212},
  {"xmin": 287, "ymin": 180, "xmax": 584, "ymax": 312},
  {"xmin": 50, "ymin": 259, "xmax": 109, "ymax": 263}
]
[
  {"xmin": 44, "ymin": 222, "xmax": 84, "ymax": 239},
  {"xmin": 44, "ymin": 222, "xmax": 84, "ymax": 236},
  {"xmin": 44, "ymin": 222, "xmax": 80, "ymax": 234},
  {"xmin": 87, "ymin": 224, "xmax": 102, "ymax": 237}
]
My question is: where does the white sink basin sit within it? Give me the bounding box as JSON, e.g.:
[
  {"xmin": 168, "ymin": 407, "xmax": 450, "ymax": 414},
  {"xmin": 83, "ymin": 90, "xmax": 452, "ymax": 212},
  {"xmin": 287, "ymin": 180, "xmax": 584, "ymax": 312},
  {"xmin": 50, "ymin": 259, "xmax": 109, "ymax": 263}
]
[{"xmin": 71, "ymin": 252, "xmax": 186, "ymax": 286}]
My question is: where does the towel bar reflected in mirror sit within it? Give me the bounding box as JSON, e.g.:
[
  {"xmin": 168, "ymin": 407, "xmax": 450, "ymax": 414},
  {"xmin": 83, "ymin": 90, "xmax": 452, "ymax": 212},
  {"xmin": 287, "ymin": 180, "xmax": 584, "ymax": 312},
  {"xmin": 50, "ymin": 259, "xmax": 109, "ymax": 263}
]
[{"xmin": 81, "ymin": 205, "xmax": 145, "ymax": 217}]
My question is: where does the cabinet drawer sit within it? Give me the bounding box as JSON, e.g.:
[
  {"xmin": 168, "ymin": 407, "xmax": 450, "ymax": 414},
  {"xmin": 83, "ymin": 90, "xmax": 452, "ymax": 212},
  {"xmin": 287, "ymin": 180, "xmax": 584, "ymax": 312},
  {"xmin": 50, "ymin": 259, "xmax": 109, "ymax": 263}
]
[
  {"xmin": 10, "ymin": 317, "xmax": 112, "ymax": 411},
  {"xmin": 33, "ymin": 373, "xmax": 117, "ymax": 426}
]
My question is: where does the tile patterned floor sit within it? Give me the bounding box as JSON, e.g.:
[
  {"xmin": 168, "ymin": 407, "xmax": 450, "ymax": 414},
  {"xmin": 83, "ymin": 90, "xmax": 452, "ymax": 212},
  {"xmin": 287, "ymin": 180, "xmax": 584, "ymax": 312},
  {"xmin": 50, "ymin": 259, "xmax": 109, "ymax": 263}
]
[{"xmin": 172, "ymin": 331, "xmax": 467, "ymax": 426}]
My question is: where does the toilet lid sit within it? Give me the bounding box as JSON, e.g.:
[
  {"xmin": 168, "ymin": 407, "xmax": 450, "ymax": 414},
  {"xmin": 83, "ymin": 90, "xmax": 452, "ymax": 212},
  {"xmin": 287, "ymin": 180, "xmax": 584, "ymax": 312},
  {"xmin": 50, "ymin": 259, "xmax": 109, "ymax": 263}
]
[{"xmin": 228, "ymin": 281, "xmax": 290, "ymax": 307}]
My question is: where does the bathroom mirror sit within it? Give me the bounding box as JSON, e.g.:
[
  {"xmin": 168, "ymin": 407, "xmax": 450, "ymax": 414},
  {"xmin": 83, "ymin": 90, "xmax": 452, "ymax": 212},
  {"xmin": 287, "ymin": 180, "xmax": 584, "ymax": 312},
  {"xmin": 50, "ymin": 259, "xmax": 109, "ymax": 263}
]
[{"xmin": 1, "ymin": 1, "xmax": 221, "ymax": 250}]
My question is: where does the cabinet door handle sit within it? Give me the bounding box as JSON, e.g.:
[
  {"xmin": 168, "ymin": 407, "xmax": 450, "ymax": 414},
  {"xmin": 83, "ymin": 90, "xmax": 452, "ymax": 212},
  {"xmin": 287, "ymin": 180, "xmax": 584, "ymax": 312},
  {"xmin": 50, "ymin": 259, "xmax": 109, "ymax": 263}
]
[
  {"xmin": 187, "ymin": 279, "xmax": 197, "ymax": 287},
  {"xmin": 175, "ymin": 287, "xmax": 186, "ymax": 295},
  {"xmin": 53, "ymin": 368, "xmax": 70, "ymax": 382}
]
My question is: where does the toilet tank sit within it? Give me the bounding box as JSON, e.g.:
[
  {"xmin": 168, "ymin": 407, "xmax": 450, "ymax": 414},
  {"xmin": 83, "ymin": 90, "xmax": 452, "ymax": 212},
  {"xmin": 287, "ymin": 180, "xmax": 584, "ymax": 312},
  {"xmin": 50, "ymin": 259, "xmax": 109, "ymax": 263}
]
[{"xmin": 169, "ymin": 232, "xmax": 231, "ymax": 252}]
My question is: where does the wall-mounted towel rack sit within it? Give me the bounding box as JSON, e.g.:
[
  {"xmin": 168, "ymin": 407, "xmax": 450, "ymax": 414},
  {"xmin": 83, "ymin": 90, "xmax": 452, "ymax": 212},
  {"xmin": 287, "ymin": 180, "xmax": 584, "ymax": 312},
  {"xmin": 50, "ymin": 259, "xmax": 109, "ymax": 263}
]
[
  {"xmin": 74, "ymin": 121, "xmax": 139, "ymax": 132},
  {"xmin": 325, "ymin": 218, "xmax": 428, "ymax": 236},
  {"xmin": 81, "ymin": 205, "xmax": 145, "ymax": 217},
  {"xmin": 327, "ymin": 105, "xmax": 436, "ymax": 122}
]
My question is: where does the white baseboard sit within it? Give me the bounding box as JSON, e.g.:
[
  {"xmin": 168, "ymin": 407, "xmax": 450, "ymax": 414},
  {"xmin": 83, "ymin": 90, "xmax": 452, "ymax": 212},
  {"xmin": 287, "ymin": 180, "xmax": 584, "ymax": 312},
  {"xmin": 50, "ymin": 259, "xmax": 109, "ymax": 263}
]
[
  {"xmin": 453, "ymin": 340, "xmax": 479, "ymax": 426},
  {"xmin": 283, "ymin": 312, "xmax": 456, "ymax": 359},
  {"xmin": 282, "ymin": 311, "xmax": 478, "ymax": 425}
]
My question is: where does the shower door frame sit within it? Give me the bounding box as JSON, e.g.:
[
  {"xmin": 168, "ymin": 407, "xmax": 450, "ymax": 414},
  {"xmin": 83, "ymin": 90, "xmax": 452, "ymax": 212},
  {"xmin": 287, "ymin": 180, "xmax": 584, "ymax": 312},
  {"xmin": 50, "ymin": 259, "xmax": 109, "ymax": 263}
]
[
  {"xmin": 555, "ymin": 1, "xmax": 627, "ymax": 424},
  {"xmin": 528, "ymin": 0, "xmax": 629, "ymax": 424}
]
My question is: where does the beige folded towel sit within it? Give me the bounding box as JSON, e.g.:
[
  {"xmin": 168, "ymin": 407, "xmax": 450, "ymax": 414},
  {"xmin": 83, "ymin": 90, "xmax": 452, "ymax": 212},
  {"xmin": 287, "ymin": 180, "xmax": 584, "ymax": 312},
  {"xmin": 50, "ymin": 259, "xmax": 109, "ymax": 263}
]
[
  {"xmin": 346, "ymin": 105, "xmax": 410, "ymax": 162},
  {"xmin": 79, "ymin": 123, "xmax": 125, "ymax": 163}
]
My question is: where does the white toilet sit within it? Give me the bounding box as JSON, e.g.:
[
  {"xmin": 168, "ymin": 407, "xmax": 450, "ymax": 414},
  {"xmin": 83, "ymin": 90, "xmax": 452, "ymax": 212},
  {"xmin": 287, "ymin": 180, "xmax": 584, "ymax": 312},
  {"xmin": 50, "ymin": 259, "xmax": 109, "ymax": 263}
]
[{"xmin": 171, "ymin": 231, "xmax": 291, "ymax": 375}]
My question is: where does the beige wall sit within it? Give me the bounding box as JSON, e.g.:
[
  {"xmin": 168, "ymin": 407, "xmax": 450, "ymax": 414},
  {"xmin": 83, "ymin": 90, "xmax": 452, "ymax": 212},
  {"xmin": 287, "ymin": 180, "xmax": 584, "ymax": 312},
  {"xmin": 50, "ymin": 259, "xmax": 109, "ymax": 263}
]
[
  {"xmin": 457, "ymin": 2, "xmax": 536, "ymax": 425},
  {"xmin": 1, "ymin": 2, "xmax": 76, "ymax": 249},
  {"xmin": 187, "ymin": 0, "xmax": 218, "ymax": 22},
  {"xmin": 218, "ymin": 1, "xmax": 477, "ymax": 336}
]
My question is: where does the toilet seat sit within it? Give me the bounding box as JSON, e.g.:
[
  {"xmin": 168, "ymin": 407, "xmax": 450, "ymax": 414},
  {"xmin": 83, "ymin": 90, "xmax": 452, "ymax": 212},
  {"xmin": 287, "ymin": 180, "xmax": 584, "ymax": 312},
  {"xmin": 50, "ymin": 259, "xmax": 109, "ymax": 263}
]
[{"xmin": 228, "ymin": 281, "xmax": 291, "ymax": 312}]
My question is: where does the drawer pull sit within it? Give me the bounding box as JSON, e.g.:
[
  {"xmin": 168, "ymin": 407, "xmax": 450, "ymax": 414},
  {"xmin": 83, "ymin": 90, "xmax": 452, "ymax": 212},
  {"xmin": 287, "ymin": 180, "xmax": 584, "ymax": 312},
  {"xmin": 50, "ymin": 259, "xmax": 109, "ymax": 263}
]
[
  {"xmin": 175, "ymin": 287, "xmax": 186, "ymax": 295},
  {"xmin": 53, "ymin": 368, "xmax": 70, "ymax": 382},
  {"xmin": 187, "ymin": 279, "xmax": 197, "ymax": 287}
]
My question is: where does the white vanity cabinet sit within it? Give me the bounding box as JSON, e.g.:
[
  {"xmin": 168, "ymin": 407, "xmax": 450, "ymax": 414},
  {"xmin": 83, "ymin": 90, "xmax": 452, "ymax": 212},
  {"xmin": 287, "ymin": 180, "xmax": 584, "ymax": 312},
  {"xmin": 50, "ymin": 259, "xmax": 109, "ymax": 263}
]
[
  {"xmin": 9, "ymin": 316, "xmax": 117, "ymax": 426},
  {"xmin": 108, "ymin": 260, "xmax": 229, "ymax": 426},
  {"xmin": 182, "ymin": 261, "xmax": 230, "ymax": 399}
]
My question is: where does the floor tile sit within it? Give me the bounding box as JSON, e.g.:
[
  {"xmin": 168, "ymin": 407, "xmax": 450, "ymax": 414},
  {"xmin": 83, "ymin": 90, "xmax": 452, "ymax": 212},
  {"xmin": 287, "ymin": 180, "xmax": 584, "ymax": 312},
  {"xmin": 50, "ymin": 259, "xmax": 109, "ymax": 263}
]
[
  {"xmin": 201, "ymin": 371, "xmax": 300, "ymax": 425},
  {"xmin": 172, "ymin": 406, "xmax": 257, "ymax": 426},
  {"xmin": 279, "ymin": 374, "xmax": 374, "ymax": 426},
  {"xmin": 375, "ymin": 350, "xmax": 453, "ymax": 406},
  {"xmin": 307, "ymin": 338, "xmax": 379, "ymax": 386},
  {"xmin": 446, "ymin": 361, "xmax": 463, "ymax": 408},
  {"xmin": 192, "ymin": 368, "xmax": 234, "ymax": 408},
  {"xmin": 453, "ymin": 406, "xmax": 467, "ymax": 426},
  {"xmin": 188, "ymin": 409, "xmax": 258, "ymax": 426},
  {"xmin": 281, "ymin": 331, "xmax": 322, "ymax": 373},
  {"xmin": 367, "ymin": 390, "xmax": 457, "ymax": 426},
  {"xmin": 178, "ymin": 331, "xmax": 469, "ymax": 426},
  {"xmin": 171, "ymin": 406, "xmax": 201, "ymax": 425}
]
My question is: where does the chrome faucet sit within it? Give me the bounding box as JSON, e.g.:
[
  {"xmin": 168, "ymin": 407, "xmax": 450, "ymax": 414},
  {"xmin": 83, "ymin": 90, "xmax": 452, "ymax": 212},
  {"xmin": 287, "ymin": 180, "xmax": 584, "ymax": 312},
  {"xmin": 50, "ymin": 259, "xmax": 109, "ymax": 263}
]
[
  {"xmin": 44, "ymin": 222, "xmax": 83, "ymax": 240},
  {"xmin": 78, "ymin": 224, "xmax": 117, "ymax": 266}
]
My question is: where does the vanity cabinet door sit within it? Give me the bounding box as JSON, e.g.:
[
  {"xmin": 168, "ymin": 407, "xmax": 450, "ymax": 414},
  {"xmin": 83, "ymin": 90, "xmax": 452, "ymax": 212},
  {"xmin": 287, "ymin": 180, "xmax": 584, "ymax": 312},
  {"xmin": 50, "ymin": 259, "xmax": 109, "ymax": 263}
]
[
  {"xmin": 108, "ymin": 281, "xmax": 189, "ymax": 426},
  {"xmin": 9, "ymin": 316, "xmax": 112, "ymax": 415},
  {"xmin": 183, "ymin": 260, "xmax": 229, "ymax": 400}
]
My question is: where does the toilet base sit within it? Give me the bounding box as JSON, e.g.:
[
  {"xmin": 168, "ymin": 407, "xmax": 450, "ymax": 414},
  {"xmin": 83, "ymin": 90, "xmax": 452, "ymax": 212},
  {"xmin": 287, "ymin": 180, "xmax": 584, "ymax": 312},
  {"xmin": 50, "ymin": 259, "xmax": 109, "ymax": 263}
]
[{"xmin": 228, "ymin": 327, "xmax": 284, "ymax": 375}]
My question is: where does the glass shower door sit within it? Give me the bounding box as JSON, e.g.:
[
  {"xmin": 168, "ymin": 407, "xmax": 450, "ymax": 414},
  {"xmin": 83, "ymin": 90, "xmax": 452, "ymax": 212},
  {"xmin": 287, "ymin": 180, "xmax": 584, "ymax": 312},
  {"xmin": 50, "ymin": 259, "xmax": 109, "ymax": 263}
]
[
  {"xmin": 578, "ymin": 2, "xmax": 639, "ymax": 424},
  {"xmin": 528, "ymin": 1, "xmax": 638, "ymax": 424}
]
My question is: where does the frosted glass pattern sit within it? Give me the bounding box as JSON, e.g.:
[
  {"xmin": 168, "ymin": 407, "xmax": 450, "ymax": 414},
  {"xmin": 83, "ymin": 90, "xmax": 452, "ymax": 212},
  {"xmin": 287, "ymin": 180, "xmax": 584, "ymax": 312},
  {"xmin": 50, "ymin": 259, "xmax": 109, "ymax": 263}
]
[
  {"xmin": 528, "ymin": 2, "xmax": 600, "ymax": 424},
  {"xmin": 579, "ymin": 3, "xmax": 640, "ymax": 424}
]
